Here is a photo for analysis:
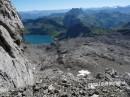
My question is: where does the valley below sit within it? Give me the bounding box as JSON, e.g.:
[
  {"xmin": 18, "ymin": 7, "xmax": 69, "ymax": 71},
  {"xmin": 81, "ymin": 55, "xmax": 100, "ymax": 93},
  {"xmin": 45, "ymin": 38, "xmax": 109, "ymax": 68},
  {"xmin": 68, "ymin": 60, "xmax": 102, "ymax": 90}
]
[
  {"xmin": 23, "ymin": 31, "xmax": 130, "ymax": 76},
  {"xmin": 24, "ymin": 32, "xmax": 130, "ymax": 75},
  {"xmin": 1, "ymin": 32, "xmax": 130, "ymax": 97}
]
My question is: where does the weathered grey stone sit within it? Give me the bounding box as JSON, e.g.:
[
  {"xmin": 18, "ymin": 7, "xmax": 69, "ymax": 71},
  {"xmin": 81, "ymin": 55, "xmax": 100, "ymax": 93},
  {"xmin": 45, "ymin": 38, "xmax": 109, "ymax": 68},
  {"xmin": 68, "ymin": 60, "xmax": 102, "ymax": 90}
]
[{"xmin": 0, "ymin": 0, "xmax": 33, "ymax": 93}]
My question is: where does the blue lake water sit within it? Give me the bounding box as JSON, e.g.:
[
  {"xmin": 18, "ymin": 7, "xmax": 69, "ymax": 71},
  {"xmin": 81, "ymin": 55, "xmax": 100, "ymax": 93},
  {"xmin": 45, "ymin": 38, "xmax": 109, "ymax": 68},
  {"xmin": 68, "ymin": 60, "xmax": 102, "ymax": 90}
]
[{"xmin": 24, "ymin": 34, "xmax": 53, "ymax": 44}]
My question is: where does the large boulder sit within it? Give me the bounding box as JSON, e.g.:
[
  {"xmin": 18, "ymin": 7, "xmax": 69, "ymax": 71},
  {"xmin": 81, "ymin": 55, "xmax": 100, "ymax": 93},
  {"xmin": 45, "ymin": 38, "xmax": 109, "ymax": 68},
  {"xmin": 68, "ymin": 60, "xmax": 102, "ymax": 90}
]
[{"xmin": 0, "ymin": 0, "xmax": 33, "ymax": 92}]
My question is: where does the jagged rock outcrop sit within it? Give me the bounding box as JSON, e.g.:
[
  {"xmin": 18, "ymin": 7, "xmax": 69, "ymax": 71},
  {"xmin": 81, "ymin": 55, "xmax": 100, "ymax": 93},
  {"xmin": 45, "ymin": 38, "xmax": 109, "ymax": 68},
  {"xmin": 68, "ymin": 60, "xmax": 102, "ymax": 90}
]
[
  {"xmin": 63, "ymin": 8, "xmax": 91, "ymax": 38},
  {"xmin": 0, "ymin": 0, "xmax": 33, "ymax": 92}
]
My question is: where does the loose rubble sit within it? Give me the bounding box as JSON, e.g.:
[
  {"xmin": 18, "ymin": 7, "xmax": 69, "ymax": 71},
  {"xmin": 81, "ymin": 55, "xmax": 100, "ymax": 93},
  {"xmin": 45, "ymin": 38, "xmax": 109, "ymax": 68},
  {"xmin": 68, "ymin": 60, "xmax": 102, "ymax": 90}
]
[{"xmin": 0, "ymin": 68, "xmax": 130, "ymax": 97}]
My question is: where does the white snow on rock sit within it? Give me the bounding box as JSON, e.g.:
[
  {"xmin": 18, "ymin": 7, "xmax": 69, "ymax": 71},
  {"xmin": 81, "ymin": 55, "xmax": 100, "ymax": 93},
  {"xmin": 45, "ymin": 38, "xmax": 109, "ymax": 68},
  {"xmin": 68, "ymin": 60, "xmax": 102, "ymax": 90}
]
[
  {"xmin": 77, "ymin": 70, "xmax": 91, "ymax": 77},
  {"xmin": 91, "ymin": 94, "xmax": 99, "ymax": 97}
]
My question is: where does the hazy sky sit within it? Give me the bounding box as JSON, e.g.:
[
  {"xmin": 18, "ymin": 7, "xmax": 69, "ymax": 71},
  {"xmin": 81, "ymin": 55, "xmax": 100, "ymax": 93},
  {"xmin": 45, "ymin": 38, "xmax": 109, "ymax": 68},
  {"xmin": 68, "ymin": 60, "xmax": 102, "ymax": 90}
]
[{"xmin": 12, "ymin": 0, "xmax": 130, "ymax": 11}]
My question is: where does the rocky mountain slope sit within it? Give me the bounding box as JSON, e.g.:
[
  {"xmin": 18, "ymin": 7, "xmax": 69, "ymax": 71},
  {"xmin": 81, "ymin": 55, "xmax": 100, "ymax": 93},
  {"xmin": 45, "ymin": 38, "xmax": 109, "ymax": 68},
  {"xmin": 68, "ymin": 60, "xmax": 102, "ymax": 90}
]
[
  {"xmin": 0, "ymin": 32, "xmax": 129, "ymax": 96},
  {"xmin": 24, "ymin": 32, "xmax": 130, "ymax": 74},
  {"xmin": 8, "ymin": 32, "xmax": 130, "ymax": 96},
  {"xmin": 0, "ymin": 68, "xmax": 130, "ymax": 97},
  {"xmin": 0, "ymin": 0, "xmax": 33, "ymax": 93}
]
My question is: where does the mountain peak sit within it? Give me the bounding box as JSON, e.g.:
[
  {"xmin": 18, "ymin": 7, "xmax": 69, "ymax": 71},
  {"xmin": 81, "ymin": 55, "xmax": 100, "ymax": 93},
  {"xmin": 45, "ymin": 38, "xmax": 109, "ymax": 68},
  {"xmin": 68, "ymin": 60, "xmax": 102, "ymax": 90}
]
[{"xmin": 66, "ymin": 8, "xmax": 84, "ymax": 16}]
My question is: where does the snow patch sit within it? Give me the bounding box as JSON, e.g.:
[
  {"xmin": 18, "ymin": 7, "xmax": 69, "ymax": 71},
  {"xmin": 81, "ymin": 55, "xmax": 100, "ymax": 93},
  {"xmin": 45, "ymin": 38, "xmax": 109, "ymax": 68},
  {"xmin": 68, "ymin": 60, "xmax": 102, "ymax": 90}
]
[{"xmin": 77, "ymin": 70, "xmax": 91, "ymax": 77}]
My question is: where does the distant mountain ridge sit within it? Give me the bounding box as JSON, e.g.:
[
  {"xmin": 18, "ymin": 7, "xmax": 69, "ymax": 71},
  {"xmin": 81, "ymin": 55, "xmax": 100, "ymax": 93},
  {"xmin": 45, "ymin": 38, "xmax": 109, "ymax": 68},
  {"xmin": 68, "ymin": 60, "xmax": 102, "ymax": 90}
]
[
  {"xmin": 23, "ymin": 7, "xmax": 130, "ymax": 39},
  {"xmin": 20, "ymin": 9, "xmax": 69, "ymax": 20},
  {"xmin": 20, "ymin": 5, "xmax": 130, "ymax": 20},
  {"xmin": 85, "ymin": 5, "xmax": 130, "ymax": 13}
]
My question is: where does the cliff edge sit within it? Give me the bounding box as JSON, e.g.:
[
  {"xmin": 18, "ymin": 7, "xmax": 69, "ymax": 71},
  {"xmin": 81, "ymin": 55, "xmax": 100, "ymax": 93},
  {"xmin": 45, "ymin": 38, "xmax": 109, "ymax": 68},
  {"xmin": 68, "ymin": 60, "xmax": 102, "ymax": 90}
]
[{"xmin": 0, "ymin": 0, "xmax": 33, "ymax": 92}]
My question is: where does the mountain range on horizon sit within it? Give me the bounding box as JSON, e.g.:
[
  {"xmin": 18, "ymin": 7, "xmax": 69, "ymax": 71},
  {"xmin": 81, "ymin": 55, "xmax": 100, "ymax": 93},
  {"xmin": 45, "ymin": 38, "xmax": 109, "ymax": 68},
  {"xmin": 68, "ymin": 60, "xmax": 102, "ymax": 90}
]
[
  {"xmin": 23, "ymin": 7, "xmax": 130, "ymax": 39},
  {"xmin": 20, "ymin": 5, "xmax": 130, "ymax": 20}
]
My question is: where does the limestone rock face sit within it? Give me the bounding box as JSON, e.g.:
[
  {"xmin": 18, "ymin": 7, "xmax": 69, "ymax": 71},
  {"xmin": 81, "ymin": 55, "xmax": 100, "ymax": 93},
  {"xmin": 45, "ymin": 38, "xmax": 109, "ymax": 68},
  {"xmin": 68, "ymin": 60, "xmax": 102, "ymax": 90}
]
[{"xmin": 0, "ymin": 0, "xmax": 33, "ymax": 92}]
